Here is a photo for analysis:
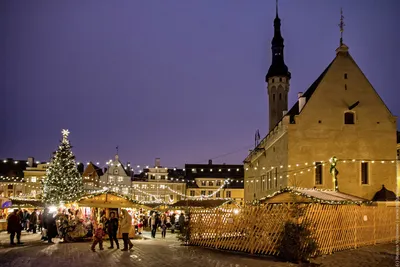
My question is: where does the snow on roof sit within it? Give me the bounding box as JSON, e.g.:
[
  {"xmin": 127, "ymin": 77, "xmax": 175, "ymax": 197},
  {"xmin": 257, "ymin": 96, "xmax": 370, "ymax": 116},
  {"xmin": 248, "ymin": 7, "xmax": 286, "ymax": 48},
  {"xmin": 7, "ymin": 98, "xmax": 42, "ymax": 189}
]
[{"xmin": 295, "ymin": 188, "xmax": 367, "ymax": 202}]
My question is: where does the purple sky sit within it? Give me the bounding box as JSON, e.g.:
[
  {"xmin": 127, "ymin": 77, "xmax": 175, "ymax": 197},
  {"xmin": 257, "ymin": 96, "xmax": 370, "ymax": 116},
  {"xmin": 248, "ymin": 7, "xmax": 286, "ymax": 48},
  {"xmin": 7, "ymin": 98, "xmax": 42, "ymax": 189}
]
[{"xmin": 1, "ymin": 0, "xmax": 399, "ymax": 168}]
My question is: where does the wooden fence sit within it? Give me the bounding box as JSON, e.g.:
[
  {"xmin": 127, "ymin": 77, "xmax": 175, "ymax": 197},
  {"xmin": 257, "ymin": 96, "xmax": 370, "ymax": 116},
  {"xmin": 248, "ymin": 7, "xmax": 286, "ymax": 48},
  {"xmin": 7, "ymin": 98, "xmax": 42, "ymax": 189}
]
[{"xmin": 188, "ymin": 204, "xmax": 396, "ymax": 255}]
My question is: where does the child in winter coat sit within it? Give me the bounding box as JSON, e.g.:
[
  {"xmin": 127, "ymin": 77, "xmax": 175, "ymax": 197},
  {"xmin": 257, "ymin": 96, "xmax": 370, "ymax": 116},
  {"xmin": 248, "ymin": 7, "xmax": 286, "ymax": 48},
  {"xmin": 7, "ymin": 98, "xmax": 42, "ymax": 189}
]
[{"xmin": 91, "ymin": 223, "xmax": 106, "ymax": 251}]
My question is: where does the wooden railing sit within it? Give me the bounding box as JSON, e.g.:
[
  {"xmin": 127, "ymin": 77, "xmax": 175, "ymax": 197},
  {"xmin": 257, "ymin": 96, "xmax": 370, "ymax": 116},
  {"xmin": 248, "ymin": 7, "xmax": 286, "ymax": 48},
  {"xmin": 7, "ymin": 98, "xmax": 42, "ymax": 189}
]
[{"xmin": 188, "ymin": 204, "xmax": 396, "ymax": 255}]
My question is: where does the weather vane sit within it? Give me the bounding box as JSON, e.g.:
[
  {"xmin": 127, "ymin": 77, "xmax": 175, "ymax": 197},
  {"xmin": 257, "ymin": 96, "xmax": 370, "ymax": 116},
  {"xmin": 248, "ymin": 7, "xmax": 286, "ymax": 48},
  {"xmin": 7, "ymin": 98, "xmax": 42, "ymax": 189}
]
[{"xmin": 338, "ymin": 8, "xmax": 345, "ymax": 45}]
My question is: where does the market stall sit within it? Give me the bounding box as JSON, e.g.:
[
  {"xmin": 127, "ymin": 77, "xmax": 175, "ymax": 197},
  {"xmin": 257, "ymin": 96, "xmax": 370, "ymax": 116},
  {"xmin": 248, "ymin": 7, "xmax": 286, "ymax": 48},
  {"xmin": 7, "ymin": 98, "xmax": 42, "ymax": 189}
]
[
  {"xmin": 0, "ymin": 198, "xmax": 44, "ymax": 231},
  {"xmin": 70, "ymin": 191, "xmax": 146, "ymax": 238}
]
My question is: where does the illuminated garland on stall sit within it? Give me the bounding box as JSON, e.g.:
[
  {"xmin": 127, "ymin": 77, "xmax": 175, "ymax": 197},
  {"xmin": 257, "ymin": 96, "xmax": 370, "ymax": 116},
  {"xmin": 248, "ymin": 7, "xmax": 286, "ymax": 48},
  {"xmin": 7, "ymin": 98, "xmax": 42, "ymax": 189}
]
[{"xmin": 256, "ymin": 187, "xmax": 372, "ymax": 205}]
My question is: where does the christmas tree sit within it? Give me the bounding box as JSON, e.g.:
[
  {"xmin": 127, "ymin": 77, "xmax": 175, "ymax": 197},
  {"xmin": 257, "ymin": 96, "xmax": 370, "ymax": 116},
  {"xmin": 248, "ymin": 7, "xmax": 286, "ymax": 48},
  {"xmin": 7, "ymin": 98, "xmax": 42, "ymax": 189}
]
[{"xmin": 42, "ymin": 129, "xmax": 84, "ymax": 204}]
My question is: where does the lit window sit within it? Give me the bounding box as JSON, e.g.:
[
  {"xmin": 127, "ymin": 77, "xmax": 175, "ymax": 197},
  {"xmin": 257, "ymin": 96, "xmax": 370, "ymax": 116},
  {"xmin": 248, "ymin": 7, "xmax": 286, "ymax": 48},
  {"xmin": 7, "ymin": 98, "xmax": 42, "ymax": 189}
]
[
  {"xmin": 31, "ymin": 177, "xmax": 37, "ymax": 183},
  {"xmin": 118, "ymin": 176, "xmax": 123, "ymax": 182},
  {"xmin": 226, "ymin": 191, "xmax": 231, "ymax": 198}
]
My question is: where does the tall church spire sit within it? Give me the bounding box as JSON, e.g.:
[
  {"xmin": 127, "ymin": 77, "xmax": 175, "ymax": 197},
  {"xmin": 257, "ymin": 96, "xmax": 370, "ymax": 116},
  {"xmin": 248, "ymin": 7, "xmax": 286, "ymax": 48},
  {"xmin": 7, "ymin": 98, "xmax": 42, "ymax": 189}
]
[
  {"xmin": 266, "ymin": 0, "xmax": 291, "ymax": 131},
  {"xmin": 266, "ymin": 0, "xmax": 290, "ymax": 81}
]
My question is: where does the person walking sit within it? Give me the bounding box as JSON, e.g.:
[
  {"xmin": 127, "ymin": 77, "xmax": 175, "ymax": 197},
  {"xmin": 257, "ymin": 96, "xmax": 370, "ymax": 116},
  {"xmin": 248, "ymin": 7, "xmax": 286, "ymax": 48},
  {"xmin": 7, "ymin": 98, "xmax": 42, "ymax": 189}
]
[
  {"xmin": 170, "ymin": 213, "xmax": 176, "ymax": 234},
  {"xmin": 119, "ymin": 209, "xmax": 133, "ymax": 251},
  {"xmin": 7, "ymin": 209, "xmax": 23, "ymax": 245},
  {"xmin": 91, "ymin": 223, "xmax": 105, "ymax": 252},
  {"xmin": 160, "ymin": 214, "xmax": 167, "ymax": 239},
  {"xmin": 149, "ymin": 212, "xmax": 157, "ymax": 238},
  {"xmin": 46, "ymin": 210, "xmax": 57, "ymax": 243},
  {"xmin": 29, "ymin": 209, "xmax": 38, "ymax": 234},
  {"xmin": 106, "ymin": 211, "xmax": 119, "ymax": 249}
]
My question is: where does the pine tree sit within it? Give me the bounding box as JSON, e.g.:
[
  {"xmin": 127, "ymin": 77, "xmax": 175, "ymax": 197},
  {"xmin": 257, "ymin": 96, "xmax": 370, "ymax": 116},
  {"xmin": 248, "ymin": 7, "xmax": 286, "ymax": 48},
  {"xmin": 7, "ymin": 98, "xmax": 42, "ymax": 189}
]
[{"xmin": 42, "ymin": 129, "xmax": 84, "ymax": 205}]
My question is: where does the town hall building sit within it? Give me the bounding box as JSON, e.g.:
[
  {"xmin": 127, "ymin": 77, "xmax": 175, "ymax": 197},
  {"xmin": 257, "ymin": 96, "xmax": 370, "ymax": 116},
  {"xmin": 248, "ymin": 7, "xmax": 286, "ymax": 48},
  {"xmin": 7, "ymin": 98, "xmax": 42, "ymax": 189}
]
[{"xmin": 244, "ymin": 7, "xmax": 397, "ymax": 202}]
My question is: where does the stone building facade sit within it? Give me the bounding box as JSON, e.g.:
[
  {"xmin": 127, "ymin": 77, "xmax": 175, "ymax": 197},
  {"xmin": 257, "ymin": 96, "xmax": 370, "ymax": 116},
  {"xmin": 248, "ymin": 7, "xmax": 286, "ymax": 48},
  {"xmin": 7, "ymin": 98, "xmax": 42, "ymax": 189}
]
[{"xmin": 244, "ymin": 8, "xmax": 397, "ymax": 202}]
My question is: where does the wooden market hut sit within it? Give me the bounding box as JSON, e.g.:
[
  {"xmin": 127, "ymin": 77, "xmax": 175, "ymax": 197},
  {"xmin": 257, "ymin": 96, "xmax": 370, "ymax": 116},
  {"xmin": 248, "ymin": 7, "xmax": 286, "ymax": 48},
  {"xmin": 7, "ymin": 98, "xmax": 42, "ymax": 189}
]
[
  {"xmin": 260, "ymin": 187, "xmax": 369, "ymax": 205},
  {"xmin": 73, "ymin": 191, "xmax": 146, "ymax": 238}
]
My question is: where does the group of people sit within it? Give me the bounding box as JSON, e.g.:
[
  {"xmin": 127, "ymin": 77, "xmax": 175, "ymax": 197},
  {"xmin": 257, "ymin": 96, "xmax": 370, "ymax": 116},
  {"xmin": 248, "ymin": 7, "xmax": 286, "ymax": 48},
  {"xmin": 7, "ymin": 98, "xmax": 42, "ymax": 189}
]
[
  {"xmin": 148, "ymin": 212, "xmax": 185, "ymax": 238},
  {"xmin": 6, "ymin": 207, "xmax": 186, "ymax": 251},
  {"xmin": 93, "ymin": 209, "xmax": 133, "ymax": 251},
  {"xmin": 6, "ymin": 208, "xmax": 58, "ymax": 245}
]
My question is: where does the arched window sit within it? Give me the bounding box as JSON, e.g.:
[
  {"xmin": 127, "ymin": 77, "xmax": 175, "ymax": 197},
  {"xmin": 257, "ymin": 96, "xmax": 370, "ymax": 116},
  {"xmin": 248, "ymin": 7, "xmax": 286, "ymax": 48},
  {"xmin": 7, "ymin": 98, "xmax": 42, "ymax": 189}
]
[{"xmin": 344, "ymin": 112, "xmax": 355, "ymax": 124}]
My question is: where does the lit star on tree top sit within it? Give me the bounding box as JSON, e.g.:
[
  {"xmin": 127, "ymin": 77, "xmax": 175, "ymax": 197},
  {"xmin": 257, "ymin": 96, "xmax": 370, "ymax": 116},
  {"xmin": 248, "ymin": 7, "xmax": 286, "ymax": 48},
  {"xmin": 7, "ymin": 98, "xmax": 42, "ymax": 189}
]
[{"xmin": 62, "ymin": 129, "xmax": 70, "ymax": 138}]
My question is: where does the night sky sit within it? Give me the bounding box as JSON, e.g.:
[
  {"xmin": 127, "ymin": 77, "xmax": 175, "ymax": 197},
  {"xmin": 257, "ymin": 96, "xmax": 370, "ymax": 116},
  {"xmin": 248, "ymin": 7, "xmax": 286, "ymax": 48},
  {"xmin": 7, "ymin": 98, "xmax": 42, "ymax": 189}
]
[{"xmin": 1, "ymin": 0, "xmax": 399, "ymax": 168}]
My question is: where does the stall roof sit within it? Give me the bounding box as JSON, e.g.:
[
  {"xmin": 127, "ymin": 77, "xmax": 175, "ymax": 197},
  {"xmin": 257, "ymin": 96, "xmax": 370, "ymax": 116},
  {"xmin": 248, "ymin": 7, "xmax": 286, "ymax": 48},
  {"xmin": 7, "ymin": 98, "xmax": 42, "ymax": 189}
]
[
  {"xmin": 8, "ymin": 198, "xmax": 45, "ymax": 208},
  {"xmin": 261, "ymin": 187, "xmax": 369, "ymax": 205},
  {"xmin": 169, "ymin": 199, "xmax": 235, "ymax": 208},
  {"xmin": 74, "ymin": 191, "xmax": 144, "ymax": 208}
]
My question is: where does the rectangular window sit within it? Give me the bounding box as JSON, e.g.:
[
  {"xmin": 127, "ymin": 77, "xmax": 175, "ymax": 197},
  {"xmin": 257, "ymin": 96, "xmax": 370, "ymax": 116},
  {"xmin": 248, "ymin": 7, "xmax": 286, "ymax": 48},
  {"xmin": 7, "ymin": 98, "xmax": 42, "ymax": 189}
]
[
  {"xmin": 161, "ymin": 175, "xmax": 165, "ymax": 180},
  {"xmin": 275, "ymin": 168, "xmax": 278, "ymax": 188},
  {"xmin": 361, "ymin": 162, "xmax": 369, "ymax": 184},
  {"xmin": 118, "ymin": 176, "xmax": 123, "ymax": 182},
  {"xmin": 269, "ymin": 171, "xmax": 273, "ymax": 189},
  {"xmin": 208, "ymin": 190, "xmax": 213, "ymax": 196},
  {"xmin": 266, "ymin": 172, "xmax": 270, "ymax": 189},
  {"xmin": 216, "ymin": 191, "xmax": 220, "ymax": 198},
  {"xmin": 201, "ymin": 190, "xmax": 206, "ymax": 196},
  {"xmin": 226, "ymin": 191, "xmax": 231, "ymax": 198},
  {"xmin": 209, "ymin": 181, "xmax": 214, "ymax": 186},
  {"xmin": 216, "ymin": 180, "xmax": 221, "ymax": 186},
  {"xmin": 31, "ymin": 177, "xmax": 37, "ymax": 183},
  {"xmin": 190, "ymin": 190, "xmax": 195, "ymax": 196},
  {"xmin": 170, "ymin": 194, "xmax": 174, "ymax": 201},
  {"xmin": 315, "ymin": 162, "xmax": 323, "ymax": 185},
  {"xmin": 201, "ymin": 181, "xmax": 206, "ymax": 186},
  {"xmin": 261, "ymin": 175, "xmax": 265, "ymax": 191},
  {"xmin": 122, "ymin": 188, "xmax": 128, "ymax": 195}
]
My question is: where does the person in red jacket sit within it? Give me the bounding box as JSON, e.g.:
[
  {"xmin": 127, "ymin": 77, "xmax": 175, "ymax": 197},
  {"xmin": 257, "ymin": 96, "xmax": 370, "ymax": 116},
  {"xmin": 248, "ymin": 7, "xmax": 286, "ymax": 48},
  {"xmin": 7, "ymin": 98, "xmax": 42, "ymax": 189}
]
[
  {"xmin": 7, "ymin": 209, "xmax": 23, "ymax": 245},
  {"xmin": 91, "ymin": 223, "xmax": 106, "ymax": 252}
]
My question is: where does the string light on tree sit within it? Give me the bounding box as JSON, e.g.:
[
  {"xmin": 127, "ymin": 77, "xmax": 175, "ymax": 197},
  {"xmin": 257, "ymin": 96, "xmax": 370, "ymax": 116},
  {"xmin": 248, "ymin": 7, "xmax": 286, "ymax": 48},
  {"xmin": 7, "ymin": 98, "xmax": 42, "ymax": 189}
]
[{"xmin": 42, "ymin": 129, "xmax": 84, "ymax": 205}]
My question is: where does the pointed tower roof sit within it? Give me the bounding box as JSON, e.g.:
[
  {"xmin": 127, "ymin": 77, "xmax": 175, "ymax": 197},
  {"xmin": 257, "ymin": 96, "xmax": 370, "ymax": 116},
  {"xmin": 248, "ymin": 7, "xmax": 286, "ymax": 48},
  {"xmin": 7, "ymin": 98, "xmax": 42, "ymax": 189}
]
[{"xmin": 266, "ymin": 0, "xmax": 291, "ymax": 81}]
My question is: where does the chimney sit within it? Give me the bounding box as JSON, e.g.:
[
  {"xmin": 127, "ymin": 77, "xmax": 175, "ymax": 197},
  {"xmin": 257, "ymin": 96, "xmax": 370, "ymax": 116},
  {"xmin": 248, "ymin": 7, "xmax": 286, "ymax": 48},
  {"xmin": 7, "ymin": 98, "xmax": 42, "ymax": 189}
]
[
  {"xmin": 298, "ymin": 92, "xmax": 306, "ymax": 113},
  {"xmin": 208, "ymin": 159, "xmax": 212, "ymax": 165},
  {"xmin": 297, "ymin": 92, "xmax": 303, "ymax": 99},
  {"xmin": 27, "ymin": 157, "xmax": 34, "ymax": 167},
  {"xmin": 155, "ymin": 158, "xmax": 161, "ymax": 168},
  {"xmin": 282, "ymin": 110, "xmax": 287, "ymax": 117}
]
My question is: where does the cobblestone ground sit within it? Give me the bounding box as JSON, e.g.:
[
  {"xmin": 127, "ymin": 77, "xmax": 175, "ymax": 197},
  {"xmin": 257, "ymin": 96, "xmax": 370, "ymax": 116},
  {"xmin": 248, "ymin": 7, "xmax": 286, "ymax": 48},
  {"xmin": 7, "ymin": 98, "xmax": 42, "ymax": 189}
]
[{"xmin": 0, "ymin": 231, "xmax": 396, "ymax": 267}]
